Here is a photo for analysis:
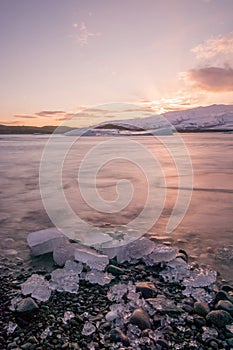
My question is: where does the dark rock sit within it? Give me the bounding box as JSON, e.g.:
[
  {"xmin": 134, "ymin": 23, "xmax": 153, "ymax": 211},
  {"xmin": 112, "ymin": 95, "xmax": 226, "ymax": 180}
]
[
  {"xmin": 209, "ymin": 340, "xmax": 219, "ymax": 349},
  {"xmin": 194, "ymin": 316, "xmax": 206, "ymax": 327},
  {"xmin": 135, "ymin": 281, "xmax": 157, "ymax": 299},
  {"xmin": 16, "ymin": 297, "xmax": 39, "ymax": 313},
  {"xmin": 129, "ymin": 308, "xmax": 151, "ymax": 330},
  {"xmin": 106, "ymin": 265, "xmax": 124, "ymax": 275},
  {"xmin": 216, "ymin": 299, "xmax": 233, "ymax": 316},
  {"xmin": 110, "ymin": 328, "xmax": 130, "ymax": 346},
  {"xmin": 221, "ymin": 285, "xmax": 233, "ymax": 293},
  {"xmin": 214, "ymin": 291, "xmax": 230, "ymax": 304},
  {"xmin": 193, "ymin": 301, "xmax": 210, "ymax": 317},
  {"xmin": 156, "ymin": 339, "xmax": 169, "ymax": 349},
  {"xmin": 206, "ymin": 310, "xmax": 233, "ymax": 328},
  {"xmin": 21, "ymin": 343, "xmax": 33, "ymax": 350},
  {"xmin": 177, "ymin": 249, "xmax": 188, "ymax": 263},
  {"xmin": 227, "ymin": 338, "xmax": 233, "ymax": 347}
]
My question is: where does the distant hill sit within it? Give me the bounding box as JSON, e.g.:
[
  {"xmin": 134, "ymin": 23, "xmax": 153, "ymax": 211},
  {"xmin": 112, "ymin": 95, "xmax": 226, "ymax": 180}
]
[
  {"xmin": 0, "ymin": 124, "xmax": 76, "ymax": 134},
  {"xmin": 94, "ymin": 104, "xmax": 233, "ymax": 132}
]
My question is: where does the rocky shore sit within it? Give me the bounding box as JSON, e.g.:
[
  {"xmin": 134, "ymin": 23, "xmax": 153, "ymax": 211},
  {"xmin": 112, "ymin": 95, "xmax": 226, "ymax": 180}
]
[{"xmin": 1, "ymin": 230, "xmax": 233, "ymax": 350}]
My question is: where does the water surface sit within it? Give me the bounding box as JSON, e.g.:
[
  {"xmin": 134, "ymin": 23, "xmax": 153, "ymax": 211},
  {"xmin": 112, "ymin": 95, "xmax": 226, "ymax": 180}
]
[{"xmin": 0, "ymin": 133, "xmax": 232, "ymax": 282}]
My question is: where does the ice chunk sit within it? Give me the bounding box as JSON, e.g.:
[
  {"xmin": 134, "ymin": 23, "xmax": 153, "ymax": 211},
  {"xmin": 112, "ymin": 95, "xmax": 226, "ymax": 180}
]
[
  {"xmin": 40, "ymin": 327, "xmax": 52, "ymax": 340},
  {"xmin": 65, "ymin": 260, "xmax": 83, "ymax": 274},
  {"xmin": 183, "ymin": 266, "xmax": 217, "ymax": 288},
  {"xmin": 128, "ymin": 237, "xmax": 155, "ymax": 260},
  {"xmin": 85, "ymin": 269, "xmax": 114, "ymax": 285},
  {"xmin": 50, "ymin": 267, "xmax": 79, "ymax": 293},
  {"xmin": 32, "ymin": 285, "xmax": 51, "ymax": 302},
  {"xmin": 107, "ymin": 283, "xmax": 128, "ymax": 301},
  {"xmin": 160, "ymin": 258, "xmax": 190, "ymax": 283},
  {"xmin": 148, "ymin": 245, "xmax": 178, "ymax": 263},
  {"xmin": 21, "ymin": 274, "xmax": 51, "ymax": 302},
  {"xmin": 147, "ymin": 296, "xmax": 183, "ymax": 313},
  {"xmin": 27, "ymin": 228, "xmax": 68, "ymax": 256},
  {"xmin": 183, "ymin": 287, "xmax": 215, "ymax": 303},
  {"xmin": 9, "ymin": 296, "xmax": 22, "ymax": 311},
  {"xmin": 101, "ymin": 237, "xmax": 155, "ymax": 263},
  {"xmin": 105, "ymin": 310, "xmax": 118, "ymax": 322},
  {"xmin": 53, "ymin": 243, "xmax": 80, "ymax": 266},
  {"xmin": 7, "ymin": 321, "xmax": 17, "ymax": 335},
  {"xmin": 74, "ymin": 246, "xmax": 109, "ymax": 271},
  {"xmin": 82, "ymin": 322, "xmax": 96, "ymax": 336},
  {"xmin": 62, "ymin": 311, "xmax": 75, "ymax": 324}
]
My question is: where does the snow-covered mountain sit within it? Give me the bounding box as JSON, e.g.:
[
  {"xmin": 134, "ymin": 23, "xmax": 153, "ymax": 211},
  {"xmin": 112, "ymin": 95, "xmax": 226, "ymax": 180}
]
[
  {"xmin": 95, "ymin": 104, "xmax": 233, "ymax": 132},
  {"xmin": 66, "ymin": 104, "xmax": 233, "ymax": 136}
]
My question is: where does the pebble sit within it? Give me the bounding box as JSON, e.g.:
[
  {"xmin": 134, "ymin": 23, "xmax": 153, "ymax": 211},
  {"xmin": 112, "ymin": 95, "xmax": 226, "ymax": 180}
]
[
  {"xmin": 214, "ymin": 291, "xmax": 230, "ymax": 304},
  {"xmin": 206, "ymin": 310, "xmax": 233, "ymax": 328},
  {"xmin": 216, "ymin": 299, "xmax": 233, "ymax": 316},
  {"xmin": 110, "ymin": 327, "xmax": 130, "ymax": 346},
  {"xmin": 129, "ymin": 308, "xmax": 151, "ymax": 330},
  {"xmin": 106, "ymin": 265, "xmax": 124, "ymax": 275},
  {"xmin": 135, "ymin": 281, "xmax": 158, "ymax": 299},
  {"xmin": 193, "ymin": 301, "xmax": 210, "ymax": 316},
  {"xmin": 156, "ymin": 339, "xmax": 169, "ymax": 349},
  {"xmin": 16, "ymin": 297, "xmax": 39, "ymax": 313}
]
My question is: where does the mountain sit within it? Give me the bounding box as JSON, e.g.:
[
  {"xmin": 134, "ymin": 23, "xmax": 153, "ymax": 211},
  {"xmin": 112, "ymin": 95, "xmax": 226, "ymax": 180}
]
[
  {"xmin": 93, "ymin": 104, "xmax": 233, "ymax": 133},
  {"xmin": 0, "ymin": 125, "xmax": 76, "ymax": 134}
]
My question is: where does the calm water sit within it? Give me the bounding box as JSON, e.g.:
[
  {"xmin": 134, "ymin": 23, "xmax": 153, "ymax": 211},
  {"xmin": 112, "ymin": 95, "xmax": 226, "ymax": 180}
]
[{"xmin": 0, "ymin": 133, "xmax": 232, "ymax": 282}]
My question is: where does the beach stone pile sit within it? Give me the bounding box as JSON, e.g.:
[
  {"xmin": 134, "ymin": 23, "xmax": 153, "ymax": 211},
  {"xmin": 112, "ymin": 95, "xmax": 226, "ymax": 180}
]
[{"xmin": 1, "ymin": 228, "xmax": 233, "ymax": 350}]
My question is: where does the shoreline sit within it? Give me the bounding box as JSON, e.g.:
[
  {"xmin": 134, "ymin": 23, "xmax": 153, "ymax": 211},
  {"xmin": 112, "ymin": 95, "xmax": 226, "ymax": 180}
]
[{"xmin": 1, "ymin": 235, "xmax": 233, "ymax": 350}]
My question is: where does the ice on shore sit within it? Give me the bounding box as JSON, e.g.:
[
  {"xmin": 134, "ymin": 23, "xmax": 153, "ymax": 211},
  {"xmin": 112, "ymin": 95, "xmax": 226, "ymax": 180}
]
[
  {"xmin": 147, "ymin": 245, "xmax": 178, "ymax": 264},
  {"xmin": 21, "ymin": 274, "xmax": 51, "ymax": 302},
  {"xmin": 27, "ymin": 228, "xmax": 68, "ymax": 256},
  {"xmin": 62, "ymin": 311, "xmax": 75, "ymax": 324},
  {"xmin": 183, "ymin": 266, "xmax": 217, "ymax": 288},
  {"xmin": 85, "ymin": 269, "xmax": 114, "ymax": 285},
  {"xmin": 75, "ymin": 246, "xmax": 109, "ymax": 271},
  {"xmin": 50, "ymin": 260, "xmax": 82, "ymax": 293},
  {"xmin": 53, "ymin": 242, "xmax": 84, "ymax": 266},
  {"xmin": 101, "ymin": 237, "xmax": 155, "ymax": 264},
  {"xmin": 160, "ymin": 257, "xmax": 190, "ymax": 282},
  {"xmin": 82, "ymin": 322, "xmax": 96, "ymax": 336}
]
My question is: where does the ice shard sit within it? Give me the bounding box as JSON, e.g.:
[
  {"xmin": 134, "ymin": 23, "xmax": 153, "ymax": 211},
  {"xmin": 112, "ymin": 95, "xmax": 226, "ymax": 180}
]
[
  {"xmin": 27, "ymin": 228, "xmax": 68, "ymax": 256},
  {"xmin": 21, "ymin": 274, "xmax": 51, "ymax": 302},
  {"xmin": 74, "ymin": 246, "xmax": 109, "ymax": 271}
]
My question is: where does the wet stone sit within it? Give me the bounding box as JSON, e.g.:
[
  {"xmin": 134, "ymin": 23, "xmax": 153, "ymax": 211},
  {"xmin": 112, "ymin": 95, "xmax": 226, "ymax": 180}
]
[
  {"xmin": 106, "ymin": 265, "xmax": 124, "ymax": 275},
  {"xmin": 129, "ymin": 308, "xmax": 151, "ymax": 330},
  {"xmin": 206, "ymin": 310, "xmax": 233, "ymax": 328},
  {"xmin": 214, "ymin": 291, "xmax": 230, "ymax": 304},
  {"xmin": 135, "ymin": 281, "xmax": 158, "ymax": 299},
  {"xmin": 16, "ymin": 297, "xmax": 39, "ymax": 313},
  {"xmin": 194, "ymin": 316, "xmax": 206, "ymax": 327},
  {"xmin": 193, "ymin": 301, "xmax": 210, "ymax": 317},
  {"xmin": 216, "ymin": 300, "xmax": 233, "ymax": 316},
  {"xmin": 156, "ymin": 339, "xmax": 169, "ymax": 349},
  {"xmin": 110, "ymin": 328, "xmax": 130, "ymax": 346}
]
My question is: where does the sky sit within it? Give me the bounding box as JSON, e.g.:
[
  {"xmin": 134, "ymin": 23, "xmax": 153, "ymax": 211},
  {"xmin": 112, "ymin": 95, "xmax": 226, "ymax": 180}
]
[{"xmin": 0, "ymin": 0, "xmax": 233, "ymax": 127}]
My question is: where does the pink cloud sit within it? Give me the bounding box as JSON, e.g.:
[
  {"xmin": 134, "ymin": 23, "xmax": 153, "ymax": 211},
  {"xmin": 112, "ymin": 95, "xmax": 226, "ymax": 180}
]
[{"xmin": 186, "ymin": 66, "xmax": 233, "ymax": 92}]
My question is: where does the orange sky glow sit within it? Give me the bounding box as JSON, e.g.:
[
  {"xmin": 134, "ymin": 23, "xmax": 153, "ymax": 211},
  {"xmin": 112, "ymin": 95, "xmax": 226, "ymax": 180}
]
[{"xmin": 0, "ymin": 0, "xmax": 233, "ymax": 127}]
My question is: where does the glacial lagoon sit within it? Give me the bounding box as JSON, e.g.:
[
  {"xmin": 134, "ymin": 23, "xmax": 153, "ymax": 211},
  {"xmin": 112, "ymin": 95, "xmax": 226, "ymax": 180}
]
[{"xmin": 0, "ymin": 133, "xmax": 232, "ymax": 282}]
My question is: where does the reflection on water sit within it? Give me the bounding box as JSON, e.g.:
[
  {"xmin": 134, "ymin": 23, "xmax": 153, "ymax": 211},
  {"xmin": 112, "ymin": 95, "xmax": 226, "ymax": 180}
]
[{"xmin": 0, "ymin": 133, "xmax": 232, "ymax": 282}]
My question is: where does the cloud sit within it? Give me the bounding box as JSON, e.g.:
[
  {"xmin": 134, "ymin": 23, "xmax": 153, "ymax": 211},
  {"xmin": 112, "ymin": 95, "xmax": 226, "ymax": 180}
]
[
  {"xmin": 185, "ymin": 66, "xmax": 233, "ymax": 92},
  {"xmin": 191, "ymin": 32, "xmax": 233, "ymax": 63},
  {"xmin": 72, "ymin": 22, "xmax": 101, "ymax": 46},
  {"xmin": 14, "ymin": 114, "xmax": 37, "ymax": 119},
  {"xmin": 56, "ymin": 112, "xmax": 115, "ymax": 121},
  {"xmin": 0, "ymin": 120, "xmax": 21, "ymax": 125},
  {"xmin": 36, "ymin": 110, "xmax": 66, "ymax": 117}
]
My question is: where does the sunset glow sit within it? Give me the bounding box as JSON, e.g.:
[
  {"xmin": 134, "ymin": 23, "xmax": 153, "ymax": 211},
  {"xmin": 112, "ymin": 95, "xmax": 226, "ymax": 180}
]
[{"xmin": 0, "ymin": 0, "xmax": 233, "ymax": 127}]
